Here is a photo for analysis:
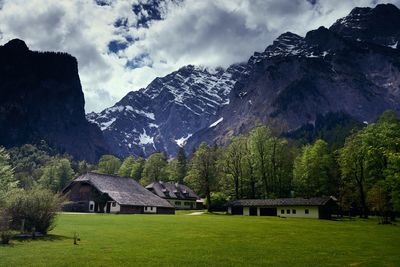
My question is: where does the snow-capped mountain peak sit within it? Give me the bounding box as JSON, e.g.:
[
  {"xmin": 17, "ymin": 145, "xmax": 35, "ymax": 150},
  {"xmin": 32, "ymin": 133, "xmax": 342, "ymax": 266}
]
[{"xmin": 87, "ymin": 63, "xmax": 247, "ymax": 157}]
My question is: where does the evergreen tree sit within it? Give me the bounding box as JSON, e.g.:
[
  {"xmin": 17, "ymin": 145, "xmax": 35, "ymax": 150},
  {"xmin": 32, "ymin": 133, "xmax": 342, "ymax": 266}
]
[{"xmin": 176, "ymin": 147, "xmax": 187, "ymax": 183}]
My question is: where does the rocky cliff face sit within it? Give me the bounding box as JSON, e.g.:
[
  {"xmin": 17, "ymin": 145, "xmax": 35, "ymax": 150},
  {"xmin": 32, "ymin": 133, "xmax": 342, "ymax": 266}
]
[
  {"xmin": 87, "ymin": 64, "xmax": 247, "ymax": 157},
  {"xmin": 329, "ymin": 3, "xmax": 400, "ymax": 49},
  {"xmin": 0, "ymin": 39, "xmax": 109, "ymax": 162},
  {"xmin": 188, "ymin": 3, "xmax": 400, "ymax": 150},
  {"xmin": 90, "ymin": 3, "xmax": 400, "ymax": 157}
]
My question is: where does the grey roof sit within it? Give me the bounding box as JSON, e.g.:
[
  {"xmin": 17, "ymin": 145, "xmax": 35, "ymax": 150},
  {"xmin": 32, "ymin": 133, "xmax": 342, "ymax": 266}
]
[
  {"xmin": 145, "ymin": 181, "xmax": 200, "ymax": 200},
  {"xmin": 226, "ymin": 196, "xmax": 337, "ymax": 207},
  {"xmin": 65, "ymin": 172, "xmax": 174, "ymax": 208}
]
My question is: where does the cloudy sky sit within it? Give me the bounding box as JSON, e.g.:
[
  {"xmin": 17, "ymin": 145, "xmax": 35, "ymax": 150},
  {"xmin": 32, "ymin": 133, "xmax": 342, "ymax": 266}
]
[{"xmin": 1, "ymin": 0, "xmax": 399, "ymax": 112}]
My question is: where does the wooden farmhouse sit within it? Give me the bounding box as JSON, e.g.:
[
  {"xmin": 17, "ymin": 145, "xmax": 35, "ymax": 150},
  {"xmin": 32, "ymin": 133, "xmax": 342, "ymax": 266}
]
[
  {"xmin": 225, "ymin": 196, "xmax": 337, "ymax": 219},
  {"xmin": 146, "ymin": 181, "xmax": 201, "ymax": 209},
  {"xmin": 62, "ymin": 172, "xmax": 175, "ymax": 214}
]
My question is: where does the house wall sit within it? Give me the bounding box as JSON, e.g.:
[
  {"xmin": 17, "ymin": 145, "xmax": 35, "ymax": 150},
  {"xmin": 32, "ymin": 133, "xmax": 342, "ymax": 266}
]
[
  {"xmin": 89, "ymin": 201, "xmax": 95, "ymax": 212},
  {"xmin": 277, "ymin": 206, "xmax": 319, "ymax": 219},
  {"xmin": 66, "ymin": 183, "xmax": 92, "ymax": 202},
  {"xmin": 227, "ymin": 206, "xmax": 320, "ymax": 219},
  {"xmin": 243, "ymin": 207, "xmax": 250, "ymax": 216},
  {"xmin": 156, "ymin": 207, "xmax": 175, "ymax": 214},
  {"xmin": 144, "ymin": 206, "xmax": 157, "ymax": 214},
  {"xmin": 109, "ymin": 201, "xmax": 121, "ymax": 213},
  {"xmin": 120, "ymin": 205, "xmax": 143, "ymax": 214},
  {"xmin": 167, "ymin": 199, "xmax": 196, "ymax": 210}
]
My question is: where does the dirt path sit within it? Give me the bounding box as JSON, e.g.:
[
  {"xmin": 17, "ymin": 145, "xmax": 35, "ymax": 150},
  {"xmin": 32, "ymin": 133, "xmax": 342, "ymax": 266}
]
[{"xmin": 186, "ymin": 212, "xmax": 205, "ymax": 216}]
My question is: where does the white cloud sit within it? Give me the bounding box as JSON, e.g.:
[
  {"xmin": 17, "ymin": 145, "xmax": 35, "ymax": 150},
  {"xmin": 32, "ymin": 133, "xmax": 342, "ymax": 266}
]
[{"xmin": 0, "ymin": 0, "xmax": 399, "ymax": 112}]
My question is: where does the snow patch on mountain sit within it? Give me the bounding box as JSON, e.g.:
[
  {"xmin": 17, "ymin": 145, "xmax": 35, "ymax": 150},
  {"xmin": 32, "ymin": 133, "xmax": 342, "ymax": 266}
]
[
  {"xmin": 87, "ymin": 63, "xmax": 247, "ymax": 157},
  {"xmin": 100, "ymin": 118, "xmax": 116, "ymax": 130},
  {"xmin": 139, "ymin": 129, "xmax": 154, "ymax": 145},
  {"xmin": 209, "ymin": 117, "xmax": 223, "ymax": 128},
  {"xmin": 175, "ymin": 133, "xmax": 193, "ymax": 147}
]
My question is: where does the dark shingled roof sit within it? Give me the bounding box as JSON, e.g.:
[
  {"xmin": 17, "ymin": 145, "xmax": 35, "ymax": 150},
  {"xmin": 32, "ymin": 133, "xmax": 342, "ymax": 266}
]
[
  {"xmin": 225, "ymin": 196, "xmax": 336, "ymax": 207},
  {"xmin": 145, "ymin": 181, "xmax": 199, "ymax": 200},
  {"xmin": 65, "ymin": 172, "xmax": 173, "ymax": 208}
]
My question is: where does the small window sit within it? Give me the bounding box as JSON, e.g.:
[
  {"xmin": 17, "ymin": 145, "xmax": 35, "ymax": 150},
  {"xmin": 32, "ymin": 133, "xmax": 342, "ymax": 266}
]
[
  {"xmin": 112, "ymin": 202, "xmax": 116, "ymax": 207},
  {"xmin": 292, "ymin": 209, "xmax": 296, "ymax": 214},
  {"xmin": 150, "ymin": 207, "xmax": 153, "ymax": 210},
  {"xmin": 305, "ymin": 209, "xmax": 309, "ymax": 214},
  {"xmin": 281, "ymin": 209, "xmax": 285, "ymax": 214},
  {"xmin": 89, "ymin": 204, "xmax": 94, "ymax": 211},
  {"xmin": 287, "ymin": 209, "xmax": 290, "ymax": 214},
  {"xmin": 175, "ymin": 201, "xmax": 181, "ymax": 205}
]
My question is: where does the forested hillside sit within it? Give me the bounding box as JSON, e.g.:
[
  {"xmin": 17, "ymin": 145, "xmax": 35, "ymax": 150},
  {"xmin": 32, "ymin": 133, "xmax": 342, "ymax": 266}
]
[{"xmin": 1, "ymin": 110, "xmax": 399, "ymax": 222}]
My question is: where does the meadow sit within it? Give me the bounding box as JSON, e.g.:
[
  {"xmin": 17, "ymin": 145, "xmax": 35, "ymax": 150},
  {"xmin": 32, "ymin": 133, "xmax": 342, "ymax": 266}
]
[{"xmin": 0, "ymin": 212, "xmax": 399, "ymax": 266}]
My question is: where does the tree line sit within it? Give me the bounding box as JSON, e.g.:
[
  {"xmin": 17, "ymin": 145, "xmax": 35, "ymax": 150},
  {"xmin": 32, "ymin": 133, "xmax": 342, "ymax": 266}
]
[{"xmin": 0, "ymin": 110, "xmax": 399, "ymax": 222}]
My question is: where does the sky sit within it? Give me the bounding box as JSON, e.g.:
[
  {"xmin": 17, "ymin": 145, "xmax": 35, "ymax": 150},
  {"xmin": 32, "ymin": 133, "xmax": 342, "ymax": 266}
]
[{"xmin": 1, "ymin": 0, "xmax": 399, "ymax": 113}]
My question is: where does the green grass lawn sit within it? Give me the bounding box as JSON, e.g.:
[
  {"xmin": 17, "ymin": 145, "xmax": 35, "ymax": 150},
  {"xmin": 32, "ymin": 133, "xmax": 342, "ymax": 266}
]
[{"xmin": 1, "ymin": 213, "xmax": 399, "ymax": 267}]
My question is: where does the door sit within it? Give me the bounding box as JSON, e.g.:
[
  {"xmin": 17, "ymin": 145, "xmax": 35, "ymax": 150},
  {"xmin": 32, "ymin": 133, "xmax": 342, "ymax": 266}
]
[
  {"xmin": 231, "ymin": 207, "xmax": 243, "ymax": 215},
  {"xmin": 249, "ymin": 207, "xmax": 258, "ymax": 216},
  {"xmin": 259, "ymin": 207, "xmax": 277, "ymax": 216},
  {"xmin": 94, "ymin": 202, "xmax": 99, "ymax": 213},
  {"xmin": 106, "ymin": 202, "xmax": 111, "ymax": 213}
]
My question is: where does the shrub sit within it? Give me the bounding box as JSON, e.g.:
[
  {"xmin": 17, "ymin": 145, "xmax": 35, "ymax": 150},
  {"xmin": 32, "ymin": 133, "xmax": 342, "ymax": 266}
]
[
  {"xmin": 7, "ymin": 188, "xmax": 64, "ymax": 234},
  {"xmin": 0, "ymin": 208, "xmax": 13, "ymax": 244},
  {"xmin": 205, "ymin": 192, "xmax": 229, "ymax": 212}
]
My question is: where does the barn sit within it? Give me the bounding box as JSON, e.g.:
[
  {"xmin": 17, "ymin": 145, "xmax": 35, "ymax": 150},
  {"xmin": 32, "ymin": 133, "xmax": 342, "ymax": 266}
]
[
  {"xmin": 62, "ymin": 172, "xmax": 175, "ymax": 214},
  {"xmin": 225, "ymin": 196, "xmax": 337, "ymax": 219}
]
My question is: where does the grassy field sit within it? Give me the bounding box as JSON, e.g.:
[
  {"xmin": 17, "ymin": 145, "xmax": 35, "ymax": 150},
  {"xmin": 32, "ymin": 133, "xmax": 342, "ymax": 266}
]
[{"xmin": 0, "ymin": 213, "xmax": 399, "ymax": 267}]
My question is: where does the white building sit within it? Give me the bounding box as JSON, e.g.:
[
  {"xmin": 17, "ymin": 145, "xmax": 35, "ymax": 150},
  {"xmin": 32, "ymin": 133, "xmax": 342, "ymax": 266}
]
[
  {"xmin": 226, "ymin": 197, "xmax": 337, "ymax": 219},
  {"xmin": 146, "ymin": 181, "xmax": 201, "ymax": 210}
]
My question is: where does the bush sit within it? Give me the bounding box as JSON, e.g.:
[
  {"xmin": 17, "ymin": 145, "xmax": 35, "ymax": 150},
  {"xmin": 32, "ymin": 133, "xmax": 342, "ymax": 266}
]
[
  {"xmin": 0, "ymin": 209, "xmax": 13, "ymax": 244},
  {"xmin": 7, "ymin": 188, "xmax": 63, "ymax": 234},
  {"xmin": 205, "ymin": 192, "xmax": 230, "ymax": 212},
  {"xmin": 1, "ymin": 230, "xmax": 14, "ymax": 244}
]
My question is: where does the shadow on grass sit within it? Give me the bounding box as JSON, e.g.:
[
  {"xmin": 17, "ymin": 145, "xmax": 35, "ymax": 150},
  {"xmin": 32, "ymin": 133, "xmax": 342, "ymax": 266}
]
[
  {"xmin": 204, "ymin": 211, "xmax": 229, "ymax": 216},
  {"xmin": 14, "ymin": 234, "xmax": 70, "ymax": 243}
]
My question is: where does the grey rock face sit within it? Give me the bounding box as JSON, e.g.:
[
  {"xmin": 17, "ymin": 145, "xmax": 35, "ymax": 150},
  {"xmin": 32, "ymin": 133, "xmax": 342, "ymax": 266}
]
[
  {"xmin": 87, "ymin": 64, "xmax": 247, "ymax": 157},
  {"xmin": 0, "ymin": 39, "xmax": 109, "ymax": 162},
  {"xmin": 193, "ymin": 6, "xmax": 400, "ymax": 148}
]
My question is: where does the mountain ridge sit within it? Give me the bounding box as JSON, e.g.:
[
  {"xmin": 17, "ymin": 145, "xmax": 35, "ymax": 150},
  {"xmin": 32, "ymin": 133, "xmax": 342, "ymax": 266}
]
[{"xmin": 89, "ymin": 3, "xmax": 400, "ymax": 157}]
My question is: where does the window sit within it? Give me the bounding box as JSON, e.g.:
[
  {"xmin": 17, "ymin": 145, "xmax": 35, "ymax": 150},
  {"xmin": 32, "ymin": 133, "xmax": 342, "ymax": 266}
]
[
  {"xmin": 287, "ymin": 209, "xmax": 290, "ymax": 214},
  {"xmin": 305, "ymin": 209, "xmax": 309, "ymax": 214},
  {"xmin": 175, "ymin": 201, "xmax": 181, "ymax": 205},
  {"xmin": 89, "ymin": 204, "xmax": 94, "ymax": 211},
  {"xmin": 112, "ymin": 202, "xmax": 116, "ymax": 207},
  {"xmin": 281, "ymin": 209, "xmax": 285, "ymax": 214},
  {"xmin": 292, "ymin": 209, "xmax": 296, "ymax": 214},
  {"xmin": 184, "ymin": 202, "xmax": 191, "ymax": 206}
]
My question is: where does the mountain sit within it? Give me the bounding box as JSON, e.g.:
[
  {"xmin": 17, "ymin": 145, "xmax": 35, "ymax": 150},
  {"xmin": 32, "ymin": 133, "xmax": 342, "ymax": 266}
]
[
  {"xmin": 87, "ymin": 64, "xmax": 247, "ymax": 157},
  {"xmin": 90, "ymin": 3, "xmax": 400, "ymax": 157},
  {"xmin": 329, "ymin": 3, "xmax": 400, "ymax": 49},
  {"xmin": 0, "ymin": 39, "xmax": 109, "ymax": 162},
  {"xmin": 188, "ymin": 3, "xmax": 400, "ymax": 150}
]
